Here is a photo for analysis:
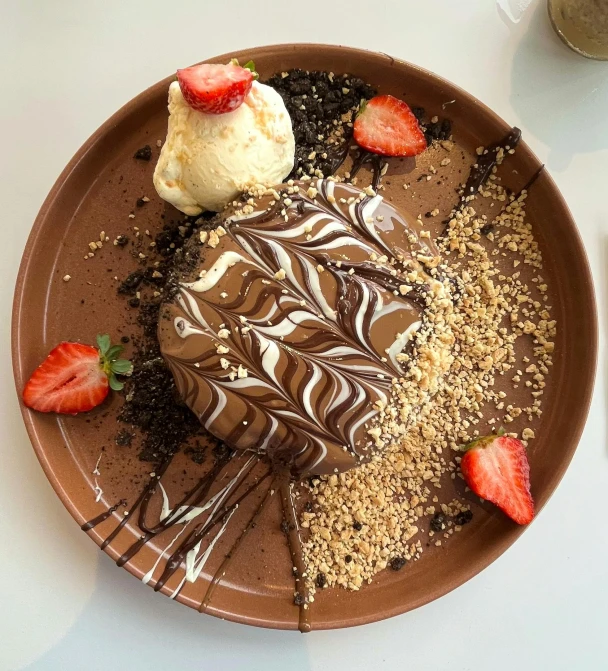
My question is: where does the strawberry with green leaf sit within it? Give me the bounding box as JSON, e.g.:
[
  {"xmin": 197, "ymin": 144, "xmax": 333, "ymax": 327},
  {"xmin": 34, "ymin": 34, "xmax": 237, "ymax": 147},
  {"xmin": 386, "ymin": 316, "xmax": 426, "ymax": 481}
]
[{"xmin": 23, "ymin": 334, "xmax": 133, "ymax": 415}]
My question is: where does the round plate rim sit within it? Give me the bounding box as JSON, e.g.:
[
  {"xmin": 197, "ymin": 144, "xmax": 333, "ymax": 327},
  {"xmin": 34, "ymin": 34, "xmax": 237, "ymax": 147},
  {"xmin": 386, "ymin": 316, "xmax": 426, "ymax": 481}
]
[{"xmin": 11, "ymin": 43, "xmax": 598, "ymax": 630}]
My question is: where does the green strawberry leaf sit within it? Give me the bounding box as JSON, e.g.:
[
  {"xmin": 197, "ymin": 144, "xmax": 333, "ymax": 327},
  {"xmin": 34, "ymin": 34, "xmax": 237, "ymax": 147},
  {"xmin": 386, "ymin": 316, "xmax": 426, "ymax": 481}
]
[
  {"xmin": 109, "ymin": 374, "xmax": 124, "ymax": 391},
  {"xmin": 96, "ymin": 334, "xmax": 111, "ymax": 356},
  {"xmin": 111, "ymin": 359, "xmax": 133, "ymax": 375},
  {"xmin": 105, "ymin": 344, "xmax": 124, "ymax": 362},
  {"xmin": 243, "ymin": 60, "xmax": 259, "ymax": 80},
  {"xmin": 97, "ymin": 334, "xmax": 132, "ymax": 392}
]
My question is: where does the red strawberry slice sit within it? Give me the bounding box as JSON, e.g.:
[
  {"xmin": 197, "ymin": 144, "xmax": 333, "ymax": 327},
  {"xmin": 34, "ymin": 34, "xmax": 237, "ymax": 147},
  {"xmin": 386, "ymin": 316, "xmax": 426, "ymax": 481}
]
[
  {"xmin": 177, "ymin": 63, "xmax": 254, "ymax": 115},
  {"xmin": 23, "ymin": 342, "xmax": 108, "ymax": 414},
  {"xmin": 23, "ymin": 335, "xmax": 132, "ymax": 415},
  {"xmin": 353, "ymin": 95, "xmax": 427, "ymax": 157},
  {"xmin": 460, "ymin": 434, "xmax": 534, "ymax": 525}
]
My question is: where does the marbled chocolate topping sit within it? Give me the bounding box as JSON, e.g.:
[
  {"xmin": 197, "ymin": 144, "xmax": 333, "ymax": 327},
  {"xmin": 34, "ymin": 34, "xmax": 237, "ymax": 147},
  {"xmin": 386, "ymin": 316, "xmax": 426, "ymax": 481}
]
[{"xmin": 158, "ymin": 179, "xmax": 438, "ymax": 476}]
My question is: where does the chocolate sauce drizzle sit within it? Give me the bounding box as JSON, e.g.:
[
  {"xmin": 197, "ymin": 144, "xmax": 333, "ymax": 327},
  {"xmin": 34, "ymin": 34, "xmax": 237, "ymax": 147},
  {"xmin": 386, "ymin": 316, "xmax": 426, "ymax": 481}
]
[
  {"xmin": 83, "ymin": 123, "xmax": 534, "ymax": 632},
  {"xmin": 515, "ymin": 163, "xmax": 545, "ymax": 199},
  {"xmin": 348, "ymin": 150, "xmax": 387, "ymax": 191},
  {"xmin": 279, "ymin": 479, "xmax": 312, "ymax": 632},
  {"xmin": 81, "ymin": 499, "xmax": 126, "ymax": 531},
  {"xmin": 462, "ymin": 127, "xmax": 522, "ymax": 202}
]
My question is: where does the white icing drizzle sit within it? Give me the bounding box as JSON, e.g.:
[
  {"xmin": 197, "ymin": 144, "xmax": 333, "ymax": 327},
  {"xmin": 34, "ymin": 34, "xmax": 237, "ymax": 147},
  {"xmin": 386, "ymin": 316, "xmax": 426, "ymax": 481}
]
[
  {"xmin": 142, "ymin": 524, "xmax": 189, "ymax": 585},
  {"xmin": 170, "ymin": 508, "xmax": 237, "ymax": 598},
  {"xmin": 93, "ymin": 479, "xmax": 103, "ymax": 503},
  {"xmin": 142, "ymin": 457, "xmax": 255, "ymax": 591},
  {"xmin": 92, "ymin": 453, "xmax": 102, "ymax": 475},
  {"xmin": 163, "ymin": 179, "xmax": 435, "ymax": 471},
  {"xmin": 183, "ymin": 251, "xmax": 248, "ymax": 293}
]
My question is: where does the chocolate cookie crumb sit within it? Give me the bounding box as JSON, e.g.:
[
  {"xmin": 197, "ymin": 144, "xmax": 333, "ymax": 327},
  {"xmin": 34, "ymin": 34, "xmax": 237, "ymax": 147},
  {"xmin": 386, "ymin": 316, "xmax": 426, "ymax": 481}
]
[
  {"xmin": 454, "ymin": 510, "xmax": 473, "ymax": 526},
  {"xmin": 118, "ymin": 270, "xmax": 144, "ymax": 295},
  {"xmin": 430, "ymin": 512, "xmax": 446, "ymax": 532},
  {"xmin": 118, "ymin": 354, "xmax": 201, "ymax": 462},
  {"xmin": 424, "ymin": 118, "xmax": 452, "ymax": 145},
  {"xmin": 411, "ymin": 106, "xmax": 425, "ymax": 123},
  {"xmin": 134, "ymin": 145, "xmax": 152, "ymax": 161},
  {"xmin": 115, "ymin": 429, "xmax": 133, "ymax": 447},
  {"xmin": 265, "ymin": 69, "xmax": 376, "ymax": 178},
  {"xmin": 183, "ymin": 445, "xmax": 208, "ymax": 464},
  {"xmin": 389, "ymin": 556, "xmax": 407, "ymax": 571}
]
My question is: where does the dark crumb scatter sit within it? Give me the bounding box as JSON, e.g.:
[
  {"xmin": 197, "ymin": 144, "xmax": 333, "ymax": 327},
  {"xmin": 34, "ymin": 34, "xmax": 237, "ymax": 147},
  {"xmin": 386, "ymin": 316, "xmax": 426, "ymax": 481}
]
[
  {"xmin": 455, "ymin": 510, "xmax": 473, "ymax": 526},
  {"xmin": 115, "ymin": 429, "xmax": 133, "ymax": 447},
  {"xmin": 353, "ymin": 521, "xmax": 363, "ymax": 531},
  {"xmin": 304, "ymin": 501, "xmax": 314, "ymax": 513},
  {"xmin": 293, "ymin": 593, "xmax": 305, "ymax": 606},
  {"xmin": 430, "ymin": 512, "xmax": 446, "ymax": 532},
  {"xmin": 134, "ymin": 145, "xmax": 152, "ymax": 161},
  {"xmin": 116, "ymin": 235, "xmax": 129, "ymax": 247},
  {"xmin": 265, "ymin": 69, "xmax": 376, "ymax": 178},
  {"xmin": 424, "ymin": 118, "xmax": 452, "ymax": 146},
  {"xmin": 480, "ymin": 223, "xmax": 494, "ymax": 236},
  {"xmin": 315, "ymin": 573, "xmax": 327, "ymax": 588},
  {"xmin": 389, "ymin": 556, "xmax": 407, "ymax": 571},
  {"xmin": 136, "ymin": 198, "xmax": 147, "ymax": 208},
  {"xmin": 118, "ymin": 353, "xmax": 202, "ymax": 462},
  {"xmin": 118, "ymin": 270, "xmax": 144, "ymax": 295},
  {"xmin": 115, "ymin": 214, "xmax": 208, "ymax": 462},
  {"xmin": 183, "ymin": 445, "xmax": 207, "ymax": 464},
  {"xmin": 212, "ymin": 441, "xmax": 232, "ymax": 464},
  {"xmin": 411, "ymin": 107, "xmax": 425, "ymax": 123},
  {"xmin": 280, "ymin": 520, "xmax": 289, "ymax": 534}
]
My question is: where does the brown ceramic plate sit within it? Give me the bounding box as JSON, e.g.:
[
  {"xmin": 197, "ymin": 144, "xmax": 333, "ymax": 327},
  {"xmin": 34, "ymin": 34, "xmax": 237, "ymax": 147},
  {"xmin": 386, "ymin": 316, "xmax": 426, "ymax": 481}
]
[{"xmin": 12, "ymin": 44, "xmax": 597, "ymax": 630}]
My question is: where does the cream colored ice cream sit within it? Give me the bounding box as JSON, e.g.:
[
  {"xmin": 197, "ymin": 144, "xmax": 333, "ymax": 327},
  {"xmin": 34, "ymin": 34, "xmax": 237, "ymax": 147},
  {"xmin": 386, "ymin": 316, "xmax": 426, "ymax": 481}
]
[{"xmin": 153, "ymin": 80, "xmax": 295, "ymax": 214}]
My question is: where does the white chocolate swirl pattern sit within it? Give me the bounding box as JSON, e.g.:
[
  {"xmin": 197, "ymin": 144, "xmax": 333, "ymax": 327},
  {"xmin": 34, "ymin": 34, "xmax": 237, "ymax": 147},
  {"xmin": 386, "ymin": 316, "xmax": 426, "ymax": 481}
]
[{"xmin": 159, "ymin": 180, "xmax": 438, "ymax": 475}]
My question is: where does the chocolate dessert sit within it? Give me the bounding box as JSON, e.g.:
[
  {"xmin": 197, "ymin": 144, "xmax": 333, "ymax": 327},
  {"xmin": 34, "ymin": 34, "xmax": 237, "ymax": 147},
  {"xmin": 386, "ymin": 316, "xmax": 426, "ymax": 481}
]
[{"xmin": 159, "ymin": 180, "xmax": 436, "ymax": 475}]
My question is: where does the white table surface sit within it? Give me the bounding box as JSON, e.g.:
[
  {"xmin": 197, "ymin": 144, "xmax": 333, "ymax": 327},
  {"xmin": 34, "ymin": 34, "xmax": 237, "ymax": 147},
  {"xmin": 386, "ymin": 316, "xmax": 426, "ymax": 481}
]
[{"xmin": 2, "ymin": 0, "xmax": 607, "ymax": 669}]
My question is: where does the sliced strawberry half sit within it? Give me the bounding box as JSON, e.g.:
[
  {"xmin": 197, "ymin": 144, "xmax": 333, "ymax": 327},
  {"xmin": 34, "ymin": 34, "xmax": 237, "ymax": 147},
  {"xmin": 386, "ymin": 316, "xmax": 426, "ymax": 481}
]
[
  {"xmin": 23, "ymin": 335, "xmax": 132, "ymax": 415},
  {"xmin": 353, "ymin": 95, "xmax": 427, "ymax": 157},
  {"xmin": 460, "ymin": 433, "xmax": 534, "ymax": 525},
  {"xmin": 177, "ymin": 63, "xmax": 254, "ymax": 115}
]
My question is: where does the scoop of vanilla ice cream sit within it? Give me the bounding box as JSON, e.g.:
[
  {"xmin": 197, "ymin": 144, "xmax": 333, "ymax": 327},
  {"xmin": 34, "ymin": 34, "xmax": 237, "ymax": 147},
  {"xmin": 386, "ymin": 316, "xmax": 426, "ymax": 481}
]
[{"xmin": 153, "ymin": 80, "xmax": 295, "ymax": 214}]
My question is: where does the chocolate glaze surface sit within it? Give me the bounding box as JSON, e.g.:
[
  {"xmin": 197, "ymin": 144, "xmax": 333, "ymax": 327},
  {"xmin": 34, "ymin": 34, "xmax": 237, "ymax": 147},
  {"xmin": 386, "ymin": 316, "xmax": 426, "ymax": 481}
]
[{"xmin": 159, "ymin": 179, "xmax": 437, "ymax": 475}]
